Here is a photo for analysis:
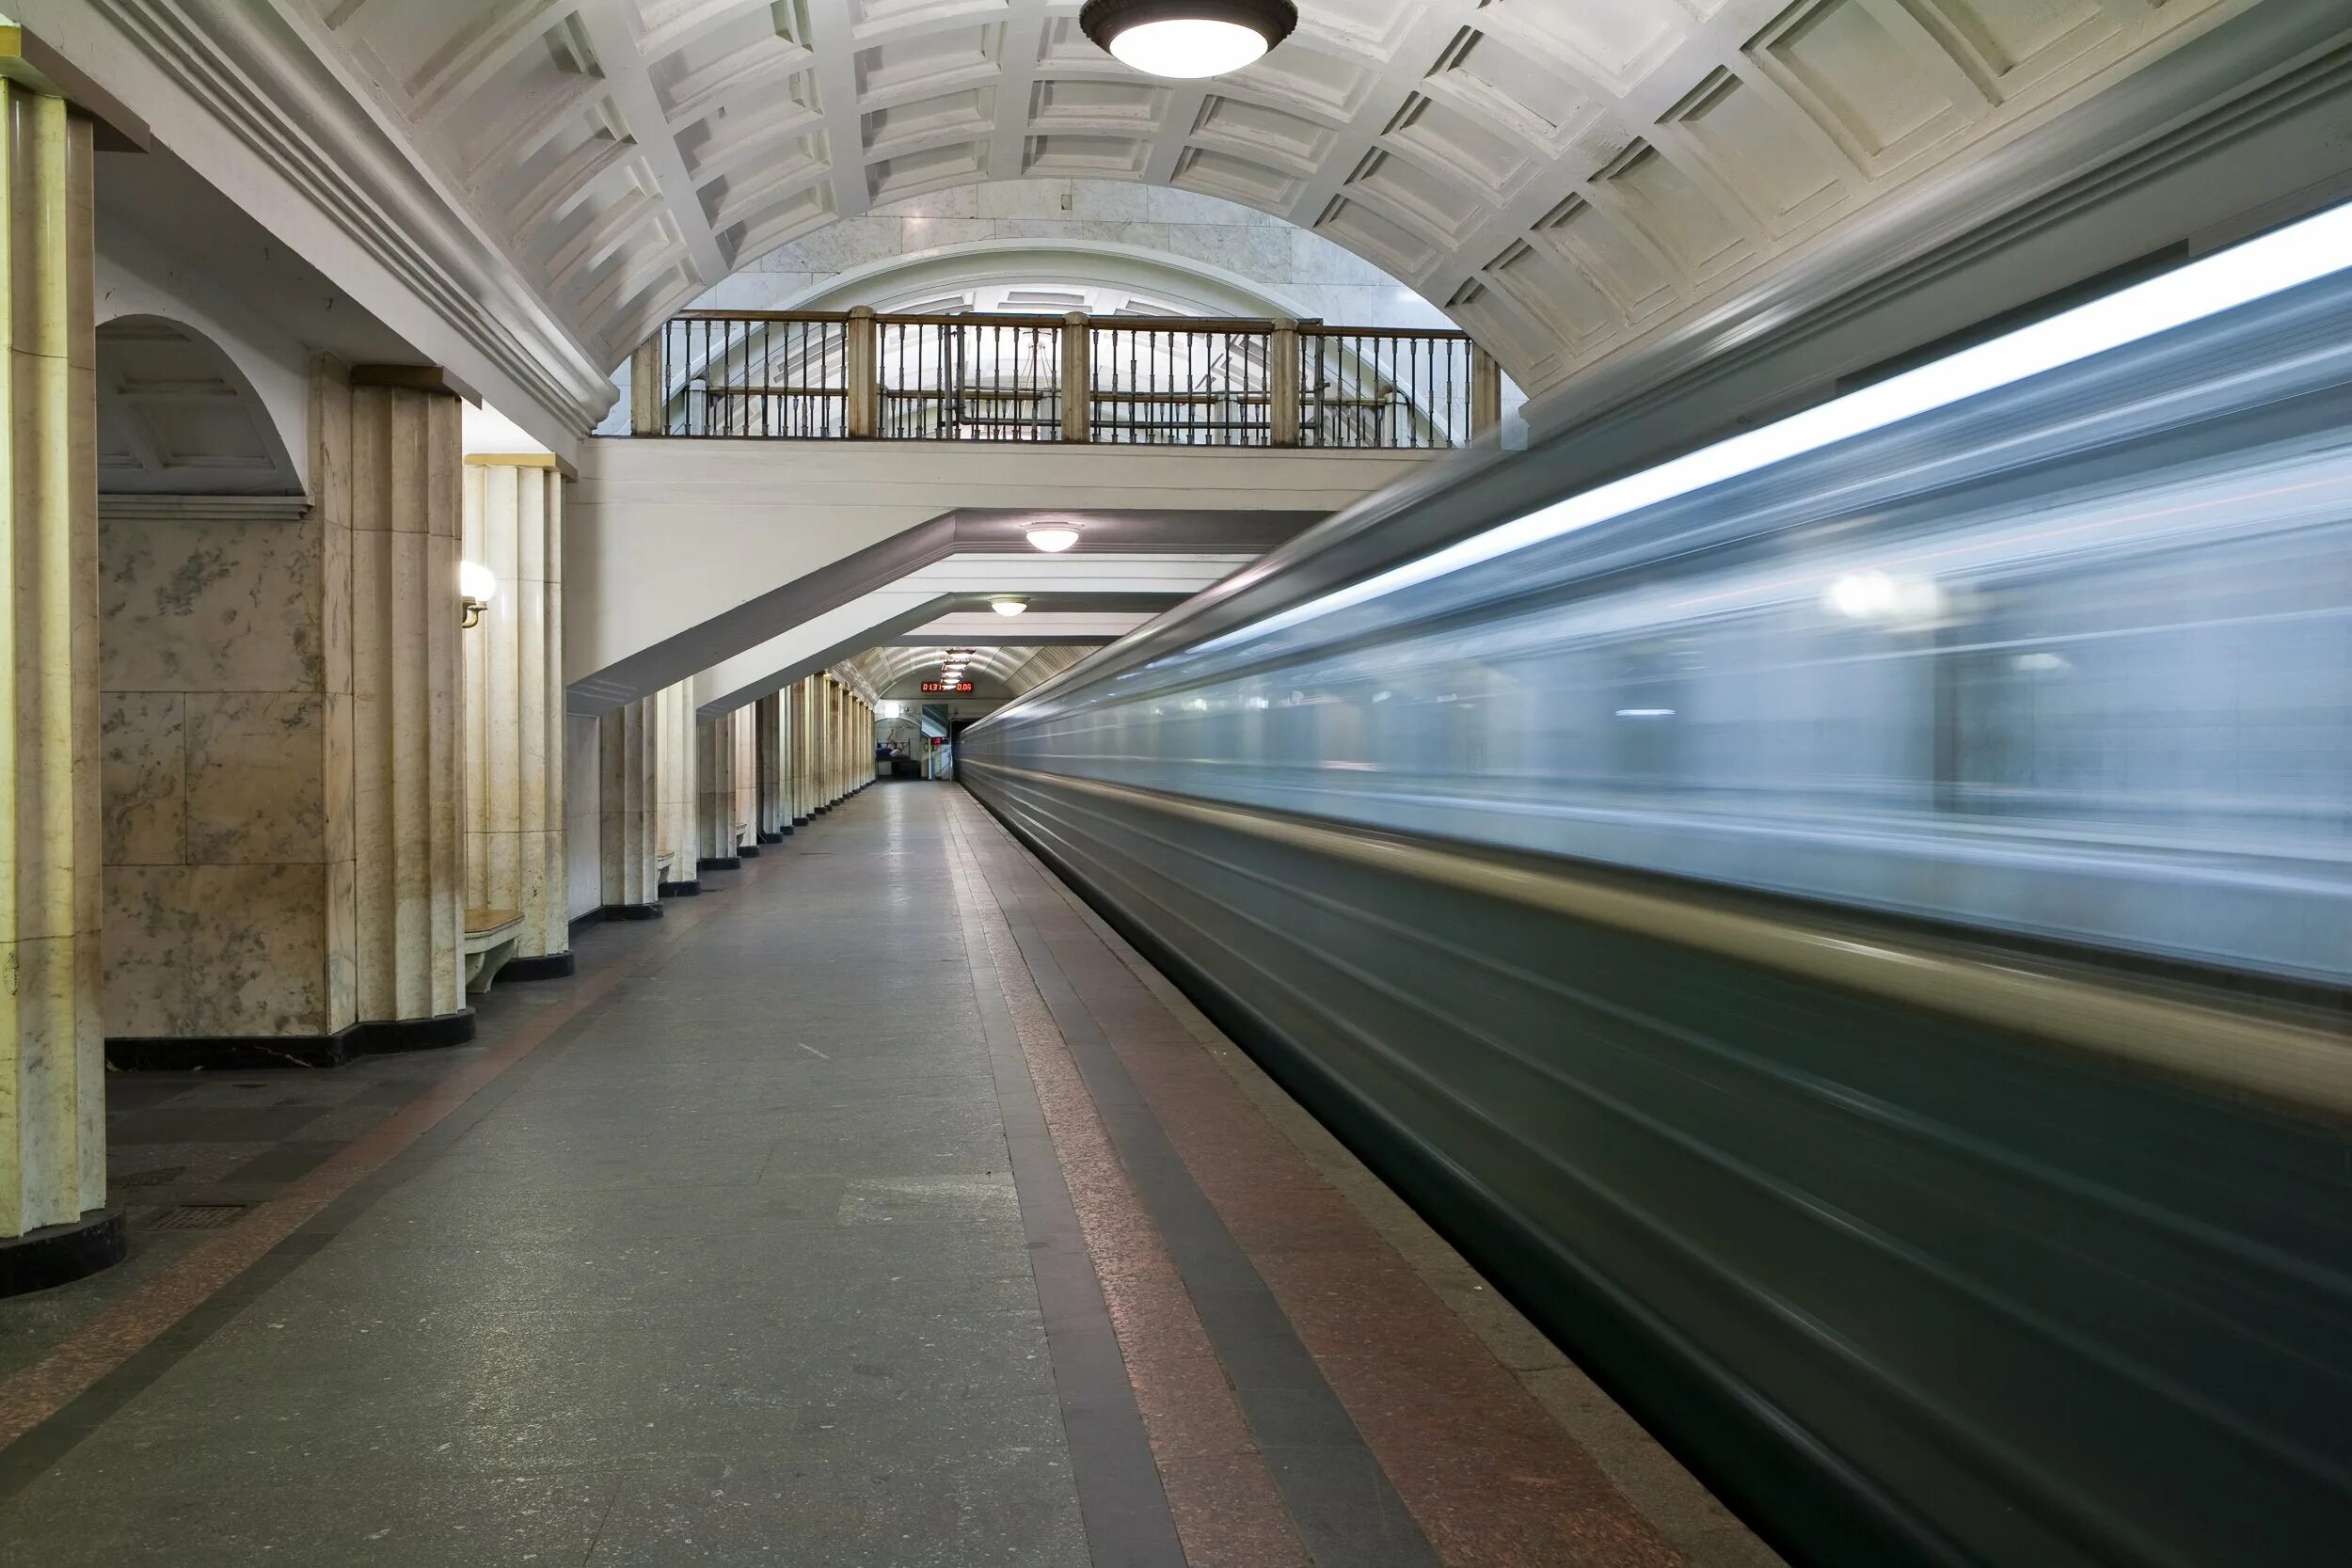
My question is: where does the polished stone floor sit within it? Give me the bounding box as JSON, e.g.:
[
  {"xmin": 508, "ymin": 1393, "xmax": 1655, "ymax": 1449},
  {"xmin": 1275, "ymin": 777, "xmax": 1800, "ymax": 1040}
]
[{"xmin": 0, "ymin": 783, "xmax": 1778, "ymax": 1567}]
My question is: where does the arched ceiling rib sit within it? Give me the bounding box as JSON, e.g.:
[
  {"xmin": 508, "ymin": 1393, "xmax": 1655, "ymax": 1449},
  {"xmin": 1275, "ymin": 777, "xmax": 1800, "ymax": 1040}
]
[{"xmin": 299, "ymin": 0, "xmax": 2241, "ymax": 399}]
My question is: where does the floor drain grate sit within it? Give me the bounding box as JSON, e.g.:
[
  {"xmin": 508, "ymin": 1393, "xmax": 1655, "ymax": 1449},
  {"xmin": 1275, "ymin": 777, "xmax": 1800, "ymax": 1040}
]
[{"xmin": 145, "ymin": 1203, "xmax": 250, "ymax": 1231}]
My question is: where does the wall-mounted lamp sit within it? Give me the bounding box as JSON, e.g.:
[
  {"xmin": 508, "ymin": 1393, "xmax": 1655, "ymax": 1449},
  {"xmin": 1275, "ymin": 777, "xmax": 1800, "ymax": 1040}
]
[
  {"xmin": 459, "ymin": 560, "xmax": 497, "ymax": 629},
  {"xmin": 990, "ymin": 598, "xmax": 1027, "ymax": 617}
]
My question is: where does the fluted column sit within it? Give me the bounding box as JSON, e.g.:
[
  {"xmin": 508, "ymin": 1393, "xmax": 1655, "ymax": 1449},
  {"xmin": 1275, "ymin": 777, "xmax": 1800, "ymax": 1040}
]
[
  {"xmin": 0, "ymin": 80, "xmax": 118, "ymax": 1286},
  {"xmin": 790, "ymin": 678, "xmax": 812, "ymax": 825},
  {"xmin": 731, "ymin": 705, "xmax": 756, "ymax": 853},
  {"xmin": 460, "ymin": 457, "xmax": 566, "ymax": 973},
  {"xmin": 654, "ymin": 680, "xmax": 697, "ymax": 895},
  {"xmin": 696, "ymin": 715, "xmax": 737, "ymax": 869},
  {"xmin": 598, "ymin": 697, "xmax": 658, "ymax": 915},
  {"xmin": 343, "ymin": 371, "xmax": 466, "ymax": 1039},
  {"xmin": 755, "ymin": 693, "xmax": 789, "ymax": 840}
]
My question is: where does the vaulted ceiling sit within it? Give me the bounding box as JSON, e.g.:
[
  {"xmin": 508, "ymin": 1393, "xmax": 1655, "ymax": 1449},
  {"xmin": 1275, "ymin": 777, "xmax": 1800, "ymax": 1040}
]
[
  {"xmin": 297, "ymin": 0, "xmax": 2243, "ymax": 398},
  {"xmin": 848, "ymin": 642, "xmax": 1092, "ymax": 695}
]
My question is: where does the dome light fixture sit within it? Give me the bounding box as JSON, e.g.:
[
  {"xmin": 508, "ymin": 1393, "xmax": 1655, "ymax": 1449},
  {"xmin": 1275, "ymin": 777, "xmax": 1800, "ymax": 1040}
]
[
  {"xmin": 1025, "ymin": 523, "xmax": 1082, "ymax": 553},
  {"xmin": 1079, "ymin": 0, "xmax": 1296, "ymax": 80},
  {"xmin": 990, "ymin": 598, "xmax": 1028, "ymax": 617}
]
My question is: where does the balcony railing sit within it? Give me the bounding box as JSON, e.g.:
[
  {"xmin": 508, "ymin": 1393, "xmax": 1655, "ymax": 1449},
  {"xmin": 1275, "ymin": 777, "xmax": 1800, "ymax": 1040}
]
[{"xmin": 629, "ymin": 309, "xmax": 1500, "ymax": 450}]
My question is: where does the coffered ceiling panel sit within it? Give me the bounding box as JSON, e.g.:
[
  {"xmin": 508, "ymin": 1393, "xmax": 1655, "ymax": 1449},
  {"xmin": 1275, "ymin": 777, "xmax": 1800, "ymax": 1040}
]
[{"xmin": 301, "ymin": 0, "xmax": 2249, "ymax": 400}]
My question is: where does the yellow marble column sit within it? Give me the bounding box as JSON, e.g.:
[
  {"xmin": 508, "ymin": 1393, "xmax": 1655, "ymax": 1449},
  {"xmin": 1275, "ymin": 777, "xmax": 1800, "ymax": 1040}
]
[
  {"xmin": 695, "ymin": 714, "xmax": 737, "ymax": 868},
  {"xmin": 654, "ymin": 680, "xmax": 697, "ymax": 894},
  {"xmin": 755, "ymin": 693, "xmax": 789, "ymax": 841},
  {"xmin": 597, "ymin": 697, "xmax": 659, "ymax": 915},
  {"xmin": 0, "ymin": 79, "xmax": 118, "ymax": 1281},
  {"xmin": 460, "ymin": 457, "xmax": 567, "ymax": 974}
]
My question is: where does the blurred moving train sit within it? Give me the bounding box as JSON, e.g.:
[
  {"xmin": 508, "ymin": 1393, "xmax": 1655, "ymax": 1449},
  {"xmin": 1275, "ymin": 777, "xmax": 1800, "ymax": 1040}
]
[{"xmin": 963, "ymin": 202, "xmax": 2352, "ymax": 1567}]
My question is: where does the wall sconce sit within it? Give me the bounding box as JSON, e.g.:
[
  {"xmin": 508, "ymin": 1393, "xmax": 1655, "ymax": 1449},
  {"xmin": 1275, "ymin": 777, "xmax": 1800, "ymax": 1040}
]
[{"xmin": 459, "ymin": 560, "xmax": 497, "ymax": 629}]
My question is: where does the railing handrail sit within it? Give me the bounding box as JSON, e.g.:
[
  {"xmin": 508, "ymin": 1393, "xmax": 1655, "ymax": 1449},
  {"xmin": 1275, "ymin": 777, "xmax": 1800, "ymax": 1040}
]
[{"xmin": 639, "ymin": 309, "xmax": 1497, "ymax": 448}]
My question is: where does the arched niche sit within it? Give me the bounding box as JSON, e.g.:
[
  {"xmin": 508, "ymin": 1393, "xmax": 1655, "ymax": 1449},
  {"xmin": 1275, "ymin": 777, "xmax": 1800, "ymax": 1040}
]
[{"xmin": 95, "ymin": 315, "xmax": 304, "ymax": 500}]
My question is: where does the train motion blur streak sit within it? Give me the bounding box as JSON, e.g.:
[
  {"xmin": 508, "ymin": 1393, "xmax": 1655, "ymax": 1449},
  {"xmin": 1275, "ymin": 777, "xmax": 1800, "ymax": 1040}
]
[{"xmin": 962, "ymin": 201, "xmax": 2352, "ymax": 1568}]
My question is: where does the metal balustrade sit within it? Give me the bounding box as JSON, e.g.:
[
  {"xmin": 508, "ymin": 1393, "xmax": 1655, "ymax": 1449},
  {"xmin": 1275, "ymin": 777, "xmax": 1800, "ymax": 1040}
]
[{"xmin": 634, "ymin": 308, "xmax": 1497, "ymax": 449}]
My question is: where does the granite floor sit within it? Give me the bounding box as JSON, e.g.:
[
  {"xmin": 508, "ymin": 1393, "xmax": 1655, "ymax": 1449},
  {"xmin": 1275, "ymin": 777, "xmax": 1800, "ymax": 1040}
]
[{"xmin": 0, "ymin": 782, "xmax": 1779, "ymax": 1567}]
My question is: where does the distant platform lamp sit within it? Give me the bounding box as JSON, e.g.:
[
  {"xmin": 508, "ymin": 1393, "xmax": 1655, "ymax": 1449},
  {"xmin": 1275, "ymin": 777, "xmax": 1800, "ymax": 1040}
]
[{"xmin": 1078, "ymin": 0, "xmax": 1298, "ymax": 79}]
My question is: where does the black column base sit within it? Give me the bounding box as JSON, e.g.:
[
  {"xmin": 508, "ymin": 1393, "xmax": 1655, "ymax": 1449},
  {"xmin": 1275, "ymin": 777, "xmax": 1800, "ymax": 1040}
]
[
  {"xmin": 105, "ymin": 1009, "xmax": 475, "ymax": 1072},
  {"xmin": 696, "ymin": 856, "xmax": 740, "ymax": 872},
  {"xmin": 756, "ymin": 830, "xmax": 786, "ymax": 844},
  {"xmin": 599, "ymin": 902, "xmax": 663, "ymax": 922},
  {"xmin": 659, "ymin": 879, "xmax": 701, "ymax": 897},
  {"xmin": 791, "ymin": 816, "xmax": 808, "ymax": 827},
  {"xmin": 737, "ymin": 845, "xmax": 761, "ymax": 858},
  {"xmin": 500, "ymin": 951, "xmax": 576, "ymax": 982},
  {"xmin": 0, "ymin": 1210, "xmax": 127, "ymax": 1298}
]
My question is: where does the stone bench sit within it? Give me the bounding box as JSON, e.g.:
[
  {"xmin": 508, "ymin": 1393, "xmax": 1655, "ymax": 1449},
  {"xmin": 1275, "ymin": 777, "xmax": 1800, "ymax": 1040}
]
[{"xmin": 462, "ymin": 908, "xmax": 524, "ymax": 995}]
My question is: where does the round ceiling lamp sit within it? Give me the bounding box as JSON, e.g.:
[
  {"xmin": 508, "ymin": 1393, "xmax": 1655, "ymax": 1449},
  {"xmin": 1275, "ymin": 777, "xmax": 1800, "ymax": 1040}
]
[
  {"xmin": 1079, "ymin": 0, "xmax": 1297, "ymax": 80},
  {"xmin": 1025, "ymin": 524, "xmax": 1081, "ymax": 553},
  {"xmin": 990, "ymin": 598, "xmax": 1028, "ymax": 617}
]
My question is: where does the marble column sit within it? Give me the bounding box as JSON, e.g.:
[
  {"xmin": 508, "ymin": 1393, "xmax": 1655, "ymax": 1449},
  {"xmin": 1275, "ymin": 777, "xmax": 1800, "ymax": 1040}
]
[
  {"xmin": 654, "ymin": 680, "xmax": 697, "ymax": 895},
  {"xmin": 343, "ymin": 372, "xmax": 467, "ymax": 1040},
  {"xmin": 0, "ymin": 80, "xmax": 118, "ymax": 1284},
  {"xmin": 790, "ymin": 678, "xmax": 812, "ymax": 825},
  {"xmin": 460, "ymin": 456, "xmax": 567, "ymax": 974},
  {"xmin": 731, "ymin": 705, "xmax": 756, "ymax": 854},
  {"xmin": 695, "ymin": 715, "xmax": 738, "ymax": 869},
  {"xmin": 597, "ymin": 697, "xmax": 659, "ymax": 915},
  {"xmin": 755, "ymin": 693, "xmax": 789, "ymax": 841}
]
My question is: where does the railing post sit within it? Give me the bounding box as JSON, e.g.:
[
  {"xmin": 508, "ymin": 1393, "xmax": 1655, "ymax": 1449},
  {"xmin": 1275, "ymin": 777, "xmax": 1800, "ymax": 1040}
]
[
  {"xmin": 1470, "ymin": 344, "xmax": 1502, "ymax": 443},
  {"xmin": 847, "ymin": 305, "xmax": 879, "ymax": 438},
  {"xmin": 1269, "ymin": 318, "xmax": 1300, "ymax": 448},
  {"xmin": 629, "ymin": 332, "xmax": 663, "ymax": 435},
  {"xmin": 1061, "ymin": 310, "xmax": 1090, "ymax": 443}
]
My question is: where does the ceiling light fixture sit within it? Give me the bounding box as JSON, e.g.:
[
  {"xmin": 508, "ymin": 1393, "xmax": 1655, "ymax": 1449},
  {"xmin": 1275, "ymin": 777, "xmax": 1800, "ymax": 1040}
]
[
  {"xmin": 1025, "ymin": 523, "xmax": 1081, "ymax": 553},
  {"xmin": 1079, "ymin": 0, "xmax": 1295, "ymax": 80},
  {"xmin": 990, "ymin": 598, "xmax": 1028, "ymax": 617}
]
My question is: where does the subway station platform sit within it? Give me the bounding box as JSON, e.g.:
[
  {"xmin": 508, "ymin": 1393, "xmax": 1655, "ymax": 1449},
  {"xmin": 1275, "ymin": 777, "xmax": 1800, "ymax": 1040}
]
[{"xmin": 0, "ymin": 784, "xmax": 1775, "ymax": 1568}]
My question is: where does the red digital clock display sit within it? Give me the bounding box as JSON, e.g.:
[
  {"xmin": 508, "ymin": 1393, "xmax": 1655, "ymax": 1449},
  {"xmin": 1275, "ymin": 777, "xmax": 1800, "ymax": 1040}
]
[{"xmin": 920, "ymin": 681, "xmax": 975, "ymax": 694}]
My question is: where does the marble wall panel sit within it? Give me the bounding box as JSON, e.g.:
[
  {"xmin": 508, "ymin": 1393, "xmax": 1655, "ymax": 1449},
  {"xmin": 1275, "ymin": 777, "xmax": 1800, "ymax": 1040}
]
[
  {"xmin": 102, "ymin": 692, "xmax": 183, "ymax": 864},
  {"xmin": 99, "ymin": 515, "xmax": 326, "ymax": 694},
  {"xmin": 565, "ymin": 713, "xmax": 601, "ymax": 921},
  {"xmin": 183, "ymin": 691, "xmax": 331, "ymax": 864}
]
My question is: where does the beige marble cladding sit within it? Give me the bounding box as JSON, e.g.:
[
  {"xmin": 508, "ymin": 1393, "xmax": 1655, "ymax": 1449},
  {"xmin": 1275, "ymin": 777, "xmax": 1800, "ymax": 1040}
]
[
  {"xmin": 2, "ymin": 86, "xmax": 103, "ymax": 1236},
  {"xmin": 731, "ymin": 705, "xmax": 756, "ymax": 852},
  {"xmin": 654, "ymin": 680, "xmax": 697, "ymax": 885},
  {"xmin": 755, "ymin": 692, "xmax": 787, "ymax": 837},
  {"xmin": 564, "ymin": 712, "xmax": 600, "ymax": 921},
  {"xmin": 598, "ymin": 698, "xmax": 657, "ymax": 908},
  {"xmin": 342, "ymin": 377, "xmax": 464, "ymax": 1022},
  {"xmin": 100, "ymin": 499, "xmax": 352, "ymax": 1037},
  {"xmin": 696, "ymin": 715, "xmax": 735, "ymax": 862},
  {"xmin": 461, "ymin": 458, "xmax": 566, "ymax": 958}
]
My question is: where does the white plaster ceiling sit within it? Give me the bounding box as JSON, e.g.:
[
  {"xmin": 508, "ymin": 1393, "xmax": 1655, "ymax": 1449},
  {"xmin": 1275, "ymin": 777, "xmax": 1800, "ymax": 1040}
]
[
  {"xmin": 848, "ymin": 642, "xmax": 1091, "ymax": 694},
  {"xmin": 296, "ymin": 0, "xmax": 2245, "ymax": 399},
  {"xmin": 95, "ymin": 317, "xmax": 304, "ymax": 496}
]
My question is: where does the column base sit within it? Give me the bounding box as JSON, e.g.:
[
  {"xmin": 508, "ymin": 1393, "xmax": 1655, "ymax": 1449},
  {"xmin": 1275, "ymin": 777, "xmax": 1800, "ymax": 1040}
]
[
  {"xmin": 757, "ymin": 830, "xmax": 787, "ymax": 844},
  {"xmin": 0, "ymin": 1210, "xmax": 127, "ymax": 1299},
  {"xmin": 597, "ymin": 903, "xmax": 664, "ymax": 922},
  {"xmin": 791, "ymin": 816, "xmax": 809, "ymax": 827},
  {"xmin": 659, "ymin": 879, "xmax": 702, "ymax": 897},
  {"xmin": 501, "ymin": 951, "xmax": 576, "ymax": 982},
  {"xmin": 738, "ymin": 845, "xmax": 761, "ymax": 858},
  {"xmin": 696, "ymin": 856, "xmax": 740, "ymax": 872},
  {"xmin": 105, "ymin": 1010, "xmax": 476, "ymax": 1072}
]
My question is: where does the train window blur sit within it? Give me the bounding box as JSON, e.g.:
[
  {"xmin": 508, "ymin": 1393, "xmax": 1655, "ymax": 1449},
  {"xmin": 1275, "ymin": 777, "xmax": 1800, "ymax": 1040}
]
[{"xmin": 975, "ymin": 205, "xmax": 2352, "ymax": 984}]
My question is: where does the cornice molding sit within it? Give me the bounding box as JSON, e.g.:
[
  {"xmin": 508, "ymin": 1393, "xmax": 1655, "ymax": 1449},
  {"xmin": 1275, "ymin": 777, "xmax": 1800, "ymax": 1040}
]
[
  {"xmin": 87, "ymin": 0, "xmax": 612, "ymax": 437},
  {"xmin": 99, "ymin": 493, "xmax": 314, "ymax": 522}
]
